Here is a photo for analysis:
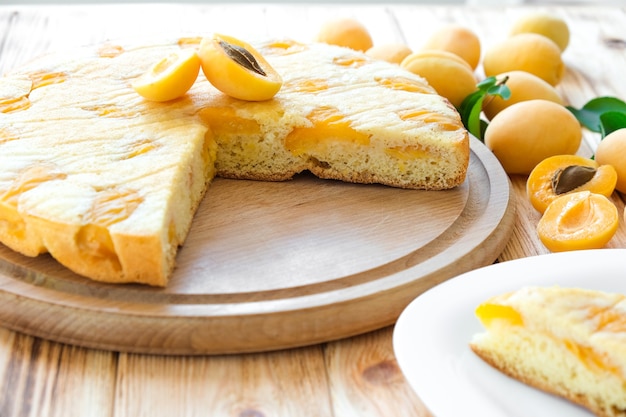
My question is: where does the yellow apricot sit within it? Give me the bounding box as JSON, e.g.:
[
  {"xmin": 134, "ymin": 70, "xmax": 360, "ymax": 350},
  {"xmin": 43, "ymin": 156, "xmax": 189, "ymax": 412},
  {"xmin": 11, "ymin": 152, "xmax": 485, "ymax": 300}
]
[
  {"xmin": 400, "ymin": 50, "xmax": 477, "ymax": 108},
  {"xmin": 537, "ymin": 191, "xmax": 619, "ymax": 252},
  {"xmin": 132, "ymin": 48, "xmax": 200, "ymax": 102},
  {"xmin": 421, "ymin": 24, "xmax": 481, "ymax": 70},
  {"xmin": 483, "ymin": 70, "xmax": 563, "ymax": 121},
  {"xmin": 484, "ymin": 100, "xmax": 582, "ymax": 175},
  {"xmin": 483, "ymin": 33, "xmax": 565, "ymax": 86},
  {"xmin": 510, "ymin": 12, "xmax": 570, "ymax": 52},
  {"xmin": 366, "ymin": 43, "xmax": 412, "ymax": 64},
  {"xmin": 526, "ymin": 155, "xmax": 617, "ymax": 213},
  {"xmin": 595, "ymin": 128, "xmax": 626, "ymax": 194},
  {"xmin": 198, "ymin": 34, "xmax": 283, "ymax": 101},
  {"xmin": 315, "ymin": 18, "xmax": 373, "ymax": 52}
]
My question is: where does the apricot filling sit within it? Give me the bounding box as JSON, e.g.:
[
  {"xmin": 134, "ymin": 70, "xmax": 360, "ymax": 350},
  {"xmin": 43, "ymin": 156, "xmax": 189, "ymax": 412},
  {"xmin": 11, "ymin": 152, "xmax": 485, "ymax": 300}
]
[
  {"xmin": 475, "ymin": 302, "xmax": 524, "ymax": 328},
  {"xmin": 284, "ymin": 106, "xmax": 370, "ymax": 156},
  {"xmin": 0, "ymin": 164, "xmax": 68, "ymax": 206},
  {"xmin": 375, "ymin": 76, "xmax": 434, "ymax": 94},
  {"xmin": 29, "ymin": 71, "xmax": 67, "ymax": 90},
  {"xmin": 197, "ymin": 106, "xmax": 261, "ymax": 137},
  {"xmin": 398, "ymin": 109, "xmax": 464, "ymax": 132}
]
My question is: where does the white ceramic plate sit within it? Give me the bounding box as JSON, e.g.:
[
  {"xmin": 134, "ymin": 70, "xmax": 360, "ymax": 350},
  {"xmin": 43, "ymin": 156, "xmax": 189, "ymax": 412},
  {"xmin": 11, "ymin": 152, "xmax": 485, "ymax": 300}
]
[{"xmin": 393, "ymin": 249, "xmax": 626, "ymax": 417}]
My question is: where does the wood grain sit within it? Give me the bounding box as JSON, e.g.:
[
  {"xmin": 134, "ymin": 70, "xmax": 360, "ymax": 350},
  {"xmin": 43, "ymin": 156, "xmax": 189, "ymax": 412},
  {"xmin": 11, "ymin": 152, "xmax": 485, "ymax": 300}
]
[
  {"xmin": 0, "ymin": 328, "xmax": 116, "ymax": 417},
  {"xmin": 325, "ymin": 327, "xmax": 433, "ymax": 417},
  {"xmin": 115, "ymin": 346, "xmax": 332, "ymax": 417}
]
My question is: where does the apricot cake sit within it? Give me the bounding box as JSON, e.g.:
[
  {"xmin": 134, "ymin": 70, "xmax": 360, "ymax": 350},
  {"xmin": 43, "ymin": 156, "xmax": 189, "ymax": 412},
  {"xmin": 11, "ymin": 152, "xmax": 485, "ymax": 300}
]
[
  {"xmin": 0, "ymin": 37, "xmax": 469, "ymax": 286},
  {"xmin": 470, "ymin": 286, "xmax": 626, "ymax": 417}
]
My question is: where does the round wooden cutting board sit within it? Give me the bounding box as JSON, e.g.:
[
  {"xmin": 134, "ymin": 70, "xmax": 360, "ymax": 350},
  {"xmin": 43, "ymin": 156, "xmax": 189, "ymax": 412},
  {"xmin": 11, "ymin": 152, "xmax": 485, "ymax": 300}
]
[{"xmin": 0, "ymin": 136, "xmax": 515, "ymax": 355}]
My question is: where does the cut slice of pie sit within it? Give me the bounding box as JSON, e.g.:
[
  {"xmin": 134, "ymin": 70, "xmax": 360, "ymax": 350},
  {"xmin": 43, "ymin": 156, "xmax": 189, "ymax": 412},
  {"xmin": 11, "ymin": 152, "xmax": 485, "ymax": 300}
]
[
  {"xmin": 0, "ymin": 37, "xmax": 469, "ymax": 286},
  {"xmin": 471, "ymin": 286, "xmax": 626, "ymax": 417}
]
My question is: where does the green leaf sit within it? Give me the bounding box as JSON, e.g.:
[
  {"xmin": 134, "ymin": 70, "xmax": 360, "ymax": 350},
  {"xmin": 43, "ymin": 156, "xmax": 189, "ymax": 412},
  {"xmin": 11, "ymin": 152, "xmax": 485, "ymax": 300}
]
[
  {"xmin": 599, "ymin": 111, "xmax": 626, "ymax": 137},
  {"xmin": 486, "ymin": 81, "xmax": 511, "ymax": 101},
  {"xmin": 457, "ymin": 76, "xmax": 511, "ymax": 141},
  {"xmin": 566, "ymin": 96, "xmax": 626, "ymax": 132},
  {"xmin": 458, "ymin": 91, "xmax": 485, "ymax": 138}
]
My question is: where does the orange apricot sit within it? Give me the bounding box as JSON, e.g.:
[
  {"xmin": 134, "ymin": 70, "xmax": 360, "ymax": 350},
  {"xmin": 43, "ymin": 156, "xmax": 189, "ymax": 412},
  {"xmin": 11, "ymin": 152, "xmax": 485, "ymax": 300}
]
[
  {"xmin": 595, "ymin": 128, "xmax": 626, "ymax": 194},
  {"xmin": 527, "ymin": 155, "xmax": 618, "ymax": 213},
  {"xmin": 198, "ymin": 33, "xmax": 283, "ymax": 101},
  {"xmin": 483, "ymin": 33, "xmax": 564, "ymax": 86},
  {"xmin": 509, "ymin": 12, "xmax": 570, "ymax": 52},
  {"xmin": 315, "ymin": 18, "xmax": 373, "ymax": 52},
  {"xmin": 421, "ymin": 24, "xmax": 481, "ymax": 70},
  {"xmin": 482, "ymin": 70, "xmax": 563, "ymax": 121},
  {"xmin": 132, "ymin": 48, "xmax": 200, "ymax": 102},
  {"xmin": 537, "ymin": 191, "xmax": 619, "ymax": 252},
  {"xmin": 484, "ymin": 100, "xmax": 582, "ymax": 175},
  {"xmin": 366, "ymin": 43, "xmax": 412, "ymax": 64},
  {"xmin": 400, "ymin": 49, "xmax": 477, "ymax": 108}
]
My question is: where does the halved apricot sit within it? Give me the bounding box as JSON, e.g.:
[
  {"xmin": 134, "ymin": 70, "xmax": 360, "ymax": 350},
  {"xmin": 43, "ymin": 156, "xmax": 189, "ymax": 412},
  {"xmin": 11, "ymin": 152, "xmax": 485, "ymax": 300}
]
[
  {"xmin": 198, "ymin": 33, "xmax": 282, "ymax": 101},
  {"xmin": 537, "ymin": 190, "xmax": 619, "ymax": 252},
  {"xmin": 527, "ymin": 155, "xmax": 617, "ymax": 213},
  {"xmin": 132, "ymin": 48, "xmax": 201, "ymax": 102}
]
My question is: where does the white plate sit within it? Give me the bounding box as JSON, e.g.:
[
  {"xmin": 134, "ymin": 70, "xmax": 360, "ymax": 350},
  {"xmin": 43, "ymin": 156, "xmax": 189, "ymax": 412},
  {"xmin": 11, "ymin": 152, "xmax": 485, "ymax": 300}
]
[{"xmin": 393, "ymin": 249, "xmax": 626, "ymax": 417}]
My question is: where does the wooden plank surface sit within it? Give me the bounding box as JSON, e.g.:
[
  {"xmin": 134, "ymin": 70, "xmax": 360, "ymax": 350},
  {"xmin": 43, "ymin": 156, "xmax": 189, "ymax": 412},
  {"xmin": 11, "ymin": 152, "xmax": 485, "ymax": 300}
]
[{"xmin": 0, "ymin": 3, "xmax": 624, "ymax": 417}]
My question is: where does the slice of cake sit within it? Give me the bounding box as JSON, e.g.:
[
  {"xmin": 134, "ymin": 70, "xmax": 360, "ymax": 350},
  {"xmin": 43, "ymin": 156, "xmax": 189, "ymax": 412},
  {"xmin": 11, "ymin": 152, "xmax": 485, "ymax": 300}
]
[
  {"xmin": 0, "ymin": 37, "xmax": 469, "ymax": 286},
  {"xmin": 470, "ymin": 286, "xmax": 626, "ymax": 417}
]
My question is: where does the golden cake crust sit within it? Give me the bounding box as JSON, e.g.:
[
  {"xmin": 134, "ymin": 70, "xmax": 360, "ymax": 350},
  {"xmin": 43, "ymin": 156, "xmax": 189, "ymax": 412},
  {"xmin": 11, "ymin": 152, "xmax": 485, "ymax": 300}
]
[{"xmin": 0, "ymin": 37, "xmax": 469, "ymax": 286}]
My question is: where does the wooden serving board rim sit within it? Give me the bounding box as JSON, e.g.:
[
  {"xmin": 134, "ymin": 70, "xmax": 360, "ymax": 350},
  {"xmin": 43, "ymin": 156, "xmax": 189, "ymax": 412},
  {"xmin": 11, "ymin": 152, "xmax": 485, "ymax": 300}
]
[{"xmin": 0, "ymin": 136, "xmax": 516, "ymax": 354}]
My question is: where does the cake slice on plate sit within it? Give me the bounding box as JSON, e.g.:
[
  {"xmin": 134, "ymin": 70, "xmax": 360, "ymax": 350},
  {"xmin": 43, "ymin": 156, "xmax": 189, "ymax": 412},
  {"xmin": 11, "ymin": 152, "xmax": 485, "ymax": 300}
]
[{"xmin": 471, "ymin": 286, "xmax": 626, "ymax": 417}]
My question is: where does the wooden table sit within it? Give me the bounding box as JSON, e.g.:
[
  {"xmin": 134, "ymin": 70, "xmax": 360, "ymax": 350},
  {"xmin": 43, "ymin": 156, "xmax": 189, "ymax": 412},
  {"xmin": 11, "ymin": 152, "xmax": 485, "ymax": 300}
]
[{"xmin": 0, "ymin": 3, "xmax": 625, "ymax": 416}]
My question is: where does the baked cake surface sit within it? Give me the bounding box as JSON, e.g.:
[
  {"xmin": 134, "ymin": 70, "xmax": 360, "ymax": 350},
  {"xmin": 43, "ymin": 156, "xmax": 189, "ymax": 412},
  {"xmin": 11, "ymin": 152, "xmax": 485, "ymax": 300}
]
[
  {"xmin": 471, "ymin": 286, "xmax": 626, "ymax": 417},
  {"xmin": 0, "ymin": 37, "xmax": 469, "ymax": 286}
]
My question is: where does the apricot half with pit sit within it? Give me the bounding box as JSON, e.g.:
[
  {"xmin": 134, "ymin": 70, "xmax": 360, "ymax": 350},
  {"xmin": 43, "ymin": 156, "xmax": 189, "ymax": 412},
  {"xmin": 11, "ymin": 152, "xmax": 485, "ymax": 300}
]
[
  {"xmin": 527, "ymin": 154, "xmax": 617, "ymax": 213},
  {"xmin": 199, "ymin": 33, "xmax": 283, "ymax": 101}
]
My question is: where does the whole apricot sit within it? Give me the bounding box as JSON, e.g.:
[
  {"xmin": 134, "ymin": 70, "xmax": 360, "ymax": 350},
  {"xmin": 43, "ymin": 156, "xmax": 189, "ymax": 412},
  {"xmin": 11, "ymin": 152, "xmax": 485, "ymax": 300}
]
[
  {"xmin": 366, "ymin": 43, "xmax": 412, "ymax": 64},
  {"xmin": 315, "ymin": 18, "xmax": 373, "ymax": 52},
  {"xmin": 537, "ymin": 191, "xmax": 619, "ymax": 252},
  {"xmin": 421, "ymin": 24, "xmax": 481, "ymax": 70},
  {"xmin": 400, "ymin": 50, "xmax": 477, "ymax": 108},
  {"xmin": 510, "ymin": 12, "xmax": 570, "ymax": 52},
  {"xmin": 483, "ymin": 70, "xmax": 563, "ymax": 121},
  {"xmin": 484, "ymin": 100, "xmax": 582, "ymax": 175},
  {"xmin": 526, "ymin": 154, "xmax": 617, "ymax": 213},
  {"xmin": 483, "ymin": 33, "xmax": 565, "ymax": 86},
  {"xmin": 595, "ymin": 128, "xmax": 626, "ymax": 194}
]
